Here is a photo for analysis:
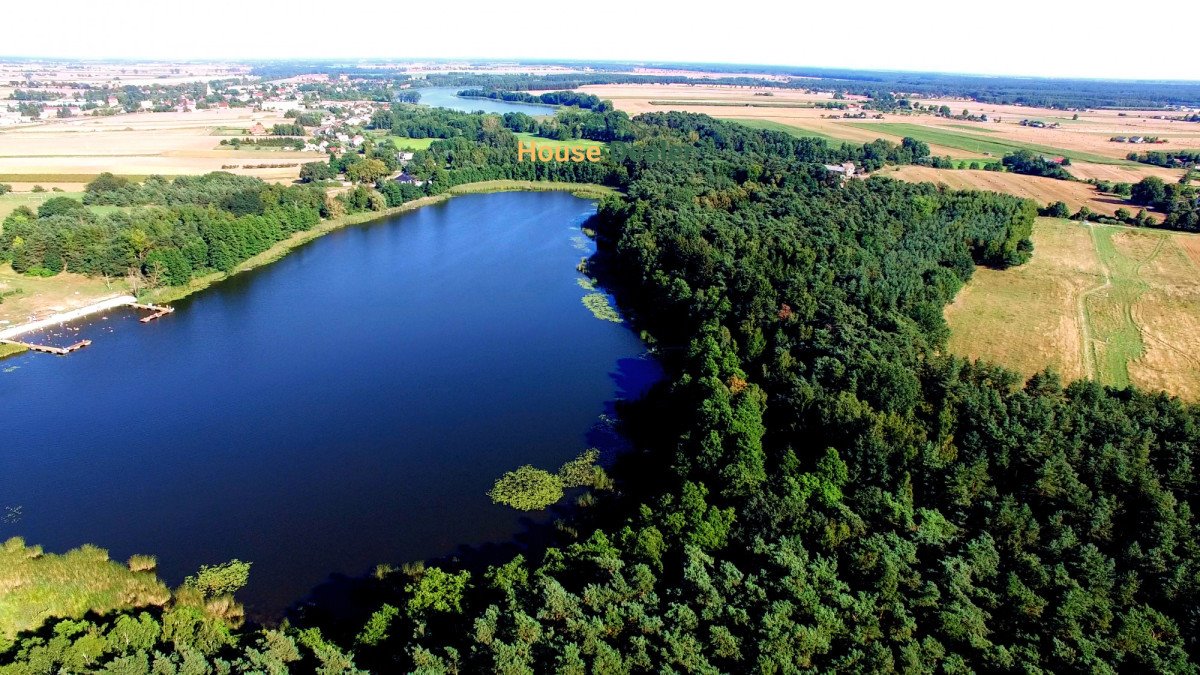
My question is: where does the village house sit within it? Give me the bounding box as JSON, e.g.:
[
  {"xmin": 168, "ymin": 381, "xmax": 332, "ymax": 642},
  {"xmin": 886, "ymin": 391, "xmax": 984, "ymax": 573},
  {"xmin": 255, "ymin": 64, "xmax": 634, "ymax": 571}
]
[
  {"xmin": 249, "ymin": 122, "xmax": 268, "ymax": 136},
  {"xmin": 395, "ymin": 171, "xmax": 426, "ymax": 186},
  {"xmin": 823, "ymin": 162, "xmax": 856, "ymax": 179}
]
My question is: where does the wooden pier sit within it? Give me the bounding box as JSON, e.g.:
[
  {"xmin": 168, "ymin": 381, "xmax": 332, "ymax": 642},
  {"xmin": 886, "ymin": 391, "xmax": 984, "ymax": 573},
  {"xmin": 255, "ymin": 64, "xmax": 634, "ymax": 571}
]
[
  {"xmin": 1, "ymin": 339, "xmax": 91, "ymax": 355},
  {"xmin": 129, "ymin": 303, "xmax": 175, "ymax": 323},
  {"xmin": 1, "ymin": 299, "xmax": 176, "ymax": 358}
]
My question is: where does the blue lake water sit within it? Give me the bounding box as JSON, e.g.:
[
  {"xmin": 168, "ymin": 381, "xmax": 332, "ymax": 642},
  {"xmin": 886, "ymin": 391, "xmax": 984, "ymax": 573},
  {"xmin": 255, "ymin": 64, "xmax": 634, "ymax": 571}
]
[
  {"xmin": 0, "ymin": 192, "xmax": 660, "ymax": 615},
  {"xmin": 415, "ymin": 87, "xmax": 558, "ymax": 116}
]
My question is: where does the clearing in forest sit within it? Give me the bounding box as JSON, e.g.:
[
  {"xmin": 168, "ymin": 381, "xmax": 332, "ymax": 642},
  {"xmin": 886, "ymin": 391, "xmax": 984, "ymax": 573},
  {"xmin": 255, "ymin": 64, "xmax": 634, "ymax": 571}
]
[{"xmin": 946, "ymin": 218, "xmax": 1200, "ymax": 399}]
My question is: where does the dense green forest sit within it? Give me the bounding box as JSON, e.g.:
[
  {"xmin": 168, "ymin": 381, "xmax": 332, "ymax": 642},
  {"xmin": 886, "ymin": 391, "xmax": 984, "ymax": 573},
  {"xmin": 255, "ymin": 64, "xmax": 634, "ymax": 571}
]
[
  {"xmin": 5, "ymin": 107, "xmax": 1200, "ymax": 673},
  {"xmin": 0, "ymin": 174, "xmax": 329, "ymax": 285}
]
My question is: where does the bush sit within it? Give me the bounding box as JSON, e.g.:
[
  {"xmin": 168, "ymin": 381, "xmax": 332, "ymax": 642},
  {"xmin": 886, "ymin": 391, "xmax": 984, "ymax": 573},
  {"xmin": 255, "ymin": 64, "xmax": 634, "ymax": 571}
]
[
  {"xmin": 1041, "ymin": 201, "xmax": 1071, "ymax": 218},
  {"xmin": 557, "ymin": 448, "xmax": 612, "ymax": 490},
  {"xmin": 37, "ymin": 196, "xmax": 86, "ymax": 218},
  {"xmin": 488, "ymin": 466, "xmax": 564, "ymax": 511},
  {"xmin": 182, "ymin": 559, "xmax": 251, "ymax": 598},
  {"xmin": 128, "ymin": 554, "xmax": 158, "ymax": 572}
]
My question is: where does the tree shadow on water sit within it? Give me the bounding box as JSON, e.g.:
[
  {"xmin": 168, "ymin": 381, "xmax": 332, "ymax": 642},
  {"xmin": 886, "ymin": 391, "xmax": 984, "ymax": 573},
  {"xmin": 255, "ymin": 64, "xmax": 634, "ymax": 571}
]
[{"xmin": 287, "ymin": 355, "xmax": 669, "ymax": 640}]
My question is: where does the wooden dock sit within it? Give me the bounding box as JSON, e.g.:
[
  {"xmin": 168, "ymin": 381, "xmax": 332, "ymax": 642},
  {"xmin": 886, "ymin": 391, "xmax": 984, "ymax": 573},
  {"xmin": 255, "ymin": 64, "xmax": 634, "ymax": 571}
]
[
  {"xmin": 129, "ymin": 303, "xmax": 175, "ymax": 323},
  {"xmin": 1, "ymin": 339, "xmax": 91, "ymax": 355},
  {"xmin": 1, "ymin": 300, "xmax": 175, "ymax": 358}
]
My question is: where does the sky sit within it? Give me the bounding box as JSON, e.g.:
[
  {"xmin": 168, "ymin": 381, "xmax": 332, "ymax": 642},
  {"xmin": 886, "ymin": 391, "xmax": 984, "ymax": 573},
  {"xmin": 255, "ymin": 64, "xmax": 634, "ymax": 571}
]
[{"xmin": 4, "ymin": 0, "xmax": 1198, "ymax": 81}]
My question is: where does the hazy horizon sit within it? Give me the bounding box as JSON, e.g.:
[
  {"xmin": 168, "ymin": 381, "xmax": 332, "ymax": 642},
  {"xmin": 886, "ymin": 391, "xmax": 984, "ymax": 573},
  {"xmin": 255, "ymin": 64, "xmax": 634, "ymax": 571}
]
[
  {"xmin": 2, "ymin": 0, "xmax": 1197, "ymax": 81},
  {"xmin": 2, "ymin": 54, "xmax": 1199, "ymax": 86}
]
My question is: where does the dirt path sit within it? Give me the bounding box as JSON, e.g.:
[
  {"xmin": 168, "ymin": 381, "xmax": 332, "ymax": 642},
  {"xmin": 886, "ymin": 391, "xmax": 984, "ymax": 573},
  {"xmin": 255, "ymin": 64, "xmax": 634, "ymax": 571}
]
[
  {"xmin": 1078, "ymin": 224, "xmax": 1112, "ymax": 380},
  {"xmin": 1080, "ymin": 227, "xmax": 1167, "ymax": 385}
]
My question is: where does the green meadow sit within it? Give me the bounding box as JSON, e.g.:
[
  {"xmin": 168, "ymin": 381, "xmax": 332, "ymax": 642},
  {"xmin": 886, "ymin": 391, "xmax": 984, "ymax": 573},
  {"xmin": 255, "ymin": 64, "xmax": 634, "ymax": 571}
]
[
  {"xmin": 513, "ymin": 132, "xmax": 606, "ymax": 149},
  {"xmin": 720, "ymin": 119, "xmax": 848, "ymax": 145}
]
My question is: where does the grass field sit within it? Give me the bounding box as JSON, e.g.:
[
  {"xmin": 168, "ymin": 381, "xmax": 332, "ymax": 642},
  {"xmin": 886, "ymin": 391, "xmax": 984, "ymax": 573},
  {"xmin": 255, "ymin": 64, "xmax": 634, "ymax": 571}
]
[
  {"xmin": 947, "ymin": 218, "xmax": 1200, "ymax": 399},
  {"xmin": 844, "ymin": 122, "xmax": 1136, "ymax": 165},
  {"xmin": 0, "ymin": 192, "xmax": 127, "ymax": 221},
  {"xmin": 513, "ymin": 132, "xmax": 606, "ymax": 149},
  {"xmin": 720, "ymin": 119, "xmax": 847, "ymax": 145},
  {"xmin": 946, "ymin": 123, "xmax": 1001, "ymax": 134},
  {"xmin": 365, "ymin": 131, "xmax": 438, "ymax": 151}
]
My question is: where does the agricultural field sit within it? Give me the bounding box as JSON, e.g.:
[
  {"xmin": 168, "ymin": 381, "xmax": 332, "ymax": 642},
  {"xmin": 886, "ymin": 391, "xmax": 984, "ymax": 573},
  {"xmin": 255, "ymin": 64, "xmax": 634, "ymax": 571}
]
[
  {"xmin": 0, "ymin": 108, "xmax": 316, "ymax": 188},
  {"xmin": 946, "ymin": 218, "xmax": 1200, "ymax": 399},
  {"xmin": 844, "ymin": 122, "xmax": 1136, "ymax": 165},
  {"xmin": 581, "ymin": 83, "xmax": 1194, "ymax": 180},
  {"xmin": 719, "ymin": 119, "xmax": 846, "ymax": 145},
  {"xmin": 882, "ymin": 166, "xmax": 1158, "ymax": 220}
]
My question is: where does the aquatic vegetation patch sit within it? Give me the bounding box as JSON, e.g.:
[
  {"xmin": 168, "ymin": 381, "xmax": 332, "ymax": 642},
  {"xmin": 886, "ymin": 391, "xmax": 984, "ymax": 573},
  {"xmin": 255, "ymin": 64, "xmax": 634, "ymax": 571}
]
[
  {"xmin": 488, "ymin": 449, "xmax": 611, "ymax": 511},
  {"xmin": 582, "ymin": 293, "xmax": 622, "ymax": 323}
]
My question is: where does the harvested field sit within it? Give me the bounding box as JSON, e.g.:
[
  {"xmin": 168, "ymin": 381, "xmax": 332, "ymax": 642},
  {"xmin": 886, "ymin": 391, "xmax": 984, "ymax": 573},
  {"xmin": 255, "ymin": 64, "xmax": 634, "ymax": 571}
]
[
  {"xmin": 1066, "ymin": 162, "xmax": 1184, "ymax": 183},
  {"xmin": 883, "ymin": 166, "xmax": 1158, "ymax": 220},
  {"xmin": 0, "ymin": 109, "xmax": 316, "ymax": 183}
]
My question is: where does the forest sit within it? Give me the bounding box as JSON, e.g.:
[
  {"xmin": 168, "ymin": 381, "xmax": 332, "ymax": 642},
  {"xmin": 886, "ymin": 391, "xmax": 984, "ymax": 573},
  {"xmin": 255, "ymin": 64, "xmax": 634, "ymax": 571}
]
[
  {"xmin": 456, "ymin": 89, "xmax": 610, "ymax": 111},
  {"xmin": 4, "ymin": 107, "xmax": 1200, "ymax": 673}
]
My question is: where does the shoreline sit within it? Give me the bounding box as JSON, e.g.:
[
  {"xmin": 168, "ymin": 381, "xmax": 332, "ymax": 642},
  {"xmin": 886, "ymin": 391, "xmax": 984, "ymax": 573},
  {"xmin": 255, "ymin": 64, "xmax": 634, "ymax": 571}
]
[
  {"xmin": 144, "ymin": 181, "xmax": 616, "ymax": 306},
  {"xmin": 0, "ymin": 295, "xmax": 137, "ymax": 341},
  {"xmin": 0, "ymin": 181, "xmax": 615, "ymax": 357}
]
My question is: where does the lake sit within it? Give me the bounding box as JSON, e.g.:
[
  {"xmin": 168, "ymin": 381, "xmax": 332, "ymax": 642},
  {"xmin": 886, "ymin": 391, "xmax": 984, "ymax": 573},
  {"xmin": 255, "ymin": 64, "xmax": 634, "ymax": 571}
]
[
  {"xmin": 0, "ymin": 191, "xmax": 661, "ymax": 615},
  {"xmin": 415, "ymin": 87, "xmax": 558, "ymax": 116}
]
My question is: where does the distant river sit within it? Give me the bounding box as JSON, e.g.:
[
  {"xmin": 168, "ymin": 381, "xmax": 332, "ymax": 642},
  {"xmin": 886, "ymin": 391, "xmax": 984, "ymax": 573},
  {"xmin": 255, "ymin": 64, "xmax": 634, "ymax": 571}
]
[
  {"xmin": 0, "ymin": 192, "xmax": 661, "ymax": 615},
  {"xmin": 415, "ymin": 87, "xmax": 558, "ymax": 116}
]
